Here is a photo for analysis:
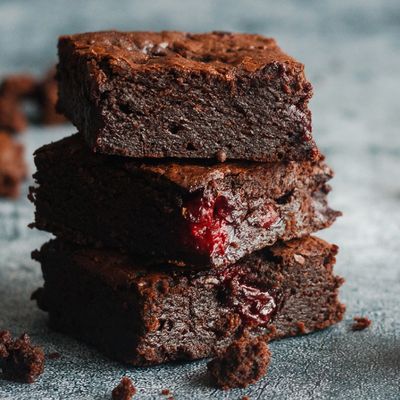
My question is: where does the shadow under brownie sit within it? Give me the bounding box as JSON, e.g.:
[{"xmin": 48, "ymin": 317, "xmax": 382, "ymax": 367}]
[{"xmin": 32, "ymin": 236, "xmax": 345, "ymax": 366}]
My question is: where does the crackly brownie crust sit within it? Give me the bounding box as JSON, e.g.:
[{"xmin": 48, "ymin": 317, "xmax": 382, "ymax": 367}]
[
  {"xmin": 57, "ymin": 30, "xmax": 316, "ymax": 161},
  {"xmin": 0, "ymin": 132, "xmax": 27, "ymax": 198},
  {"xmin": 30, "ymin": 134, "xmax": 340, "ymax": 268},
  {"xmin": 32, "ymin": 236, "xmax": 345, "ymax": 366}
]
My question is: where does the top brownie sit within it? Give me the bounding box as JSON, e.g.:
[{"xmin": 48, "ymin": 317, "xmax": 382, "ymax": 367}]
[{"xmin": 57, "ymin": 31, "xmax": 317, "ymax": 161}]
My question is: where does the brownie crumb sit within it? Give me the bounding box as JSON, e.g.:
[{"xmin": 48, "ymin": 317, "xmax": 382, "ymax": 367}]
[
  {"xmin": 207, "ymin": 335, "xmax": 271, "ymax": 390},
  {"xmin": 242, "ymin": 396, "xmax": 251, "ymax": 400},
  {"xmin": 112, "ymin": 376, "xmax": 136, "ymax": 400},
  {"xmin": 352, "ymin": 316, "xmax": 371, "ymax": 331},
  {"xmin": 216, "ymin": 150, "xmax": 227, "ymax": 163},
  {"xmin": 161, "ymin": 389, "xmax": 170, "ymax": 395},
  {"xmin": 0, "ymin": 331, "xmax": 45, "ymax": 383},
  {"xmin": 47, "ymin": 352, "xmax": 61, "ymax": 360}
]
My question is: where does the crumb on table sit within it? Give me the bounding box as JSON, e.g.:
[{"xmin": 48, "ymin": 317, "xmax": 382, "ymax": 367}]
[
  {"xmin": 0, "ymin": 330, "xmax": 45, "ymax": 383},
  {"xmin": 352, "ymin": 316, "xmax": 372, "ymax": 331},
  {"xmin": 112, "ymin": 376, "xmax": 136, "ymax": 400}
]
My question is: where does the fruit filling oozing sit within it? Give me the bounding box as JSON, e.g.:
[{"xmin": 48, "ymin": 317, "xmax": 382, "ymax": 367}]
[
  {"xmin": 182, "ymin": 190, "xmax": 280, "ymax": 257},
  {"xmin": 182, "ymin": 192, "xmax": 231, "ymax": 257},
  {"xmin": 218, "ymin": 265, "xmax": 278, "ymax": 327}
]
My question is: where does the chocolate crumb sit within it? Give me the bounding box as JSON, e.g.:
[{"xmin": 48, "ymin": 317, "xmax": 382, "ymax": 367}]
[
  {"xmin": 216, "ymin": 150, "xmax": 227, "ymax": 163},
  {"xmin": 207, "ymin": 335, "xmax": 271, "ymax": 390},
  {"xmin": 161, "ymin": 389, "xmax": 170, "ymax": 395},
  {"xmin": 112, "ymin": 376, "xmax": 136, "ymax": 400},
  {"xmin": 0, "ymin": 331, "xmax": 45, "ymax": 383},
  {"xmin": 352, "ymin": 316, "xmax": 371, "ymax": 331},
  {"xmin": 242, "ymin": 396, "xmax": 251, "ymax": 400},
  {"xmin": 47, "ymin": 352, "xmax": 61, "ymax": 360}
]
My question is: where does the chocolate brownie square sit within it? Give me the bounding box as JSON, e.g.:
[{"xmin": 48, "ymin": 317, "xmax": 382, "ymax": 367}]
[
  {"xmin": 30, "ymin": 134, "xmax": 340, "ymax": 268},
  {"xmin": 57, "ymin": 31, "xmax": 316, "ymax": 162},
  {"xmin": 32, "ymin": 236, "xmax": 345, "ymax": 366},
  {"xmin": 0, "ymin": 132, "xmax": 26, "ymax": 198}
]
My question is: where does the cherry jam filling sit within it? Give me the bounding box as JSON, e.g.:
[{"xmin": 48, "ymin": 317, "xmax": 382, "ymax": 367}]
[
  {"xmin": 218, "ymin": 265, "xmax": 278, "ymax": 327},
  {"xmin": 182, "ymin": 192, "xmax": 231, "ymax": 257}
]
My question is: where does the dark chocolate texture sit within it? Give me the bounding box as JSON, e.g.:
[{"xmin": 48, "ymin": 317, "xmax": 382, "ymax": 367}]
[
  {"xmin": 30, "ymin": 134, "xmax": 340, "ymax": 268},
  {"xmin": 32, "ymin": 236, "xmax": 345, "ymax": 366},
  {"xmin": 57, "ymin": 30, "xmax": 316, "ymax": 161}
]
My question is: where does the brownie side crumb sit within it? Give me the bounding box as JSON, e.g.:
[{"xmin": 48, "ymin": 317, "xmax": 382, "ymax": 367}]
[
  {"xmin": 161, "ymin": 389, "xmax": 170, "ymax": 395},
  {"xmin": 207, "ymin": 335, "xmax": 271, "ymax": 390},
  {"xmin": 242, "ymin": 396, "xmax": 251, "ymax": 400},
  {"xmin": 112, "ymin": 376, "xmax": 136, "ymax": 400},
  {"xmin": 47, "ymin": 352, "xmax": 61, "ymax": 360},
  {"xmin": 0, "ymin": 331, "xmax": 45, "ymax": 383},
  {"xmin": 216, "ymin": 150, "xmax": 227, "ymax": 163},
  {"xmin": 352, "ymin": 316, "xmax": 371, "ymax": 331}
]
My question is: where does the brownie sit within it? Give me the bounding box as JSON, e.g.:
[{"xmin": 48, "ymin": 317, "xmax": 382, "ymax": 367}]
[
  {"xmin": 112, "ymin": 377, "xmax": 136, "ymax": 400},
  {"xmin": 30, "ymin": 134, "xmax": 339, "ymax": 268},
  {"xmin": 0, "ymin": 132, "xmax": 27, "ymax": 198},
  {"xmin": 57, "ymin": 31, "xmax": 317, "ymax": 162},
  {"xmin": 0, "ymin": 74, "xmax": 37, "ymax": 99},
  {"xmin": 32, "ymin": 236, "xmax": 345, "ymax": 366},
  {"xmin": 0, "ymin": 96, "xmax": 27, "ymax": 133},
  {"xmin": 0, "ymin": 74, "xmax": 37, "ymax": 134},
  {"xmin": 0, "ymin": 331, "xmax": 45, "ymax": 383},
  {"xmin": 36, "ymin": 69, "xmax": 67, "ymax": 125},
  {"xmin": 207, "ymin": 334, "xmax": 271, "ymax": 389}
]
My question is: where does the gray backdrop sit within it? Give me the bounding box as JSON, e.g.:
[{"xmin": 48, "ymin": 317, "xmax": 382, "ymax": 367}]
[{"xmin": 0, "ymin": 0, "xmax": 399, "ymax": 399}]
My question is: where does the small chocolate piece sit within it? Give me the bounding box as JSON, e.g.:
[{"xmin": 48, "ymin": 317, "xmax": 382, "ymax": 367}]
[
  {"xmin": 0, "ymin": 132, "xmax": 27, "ymax": 198},
  {"xmin": 161, "ymin": 389, "xmax": 170, "ymax": 395},
  {"xmin": 36, "ymin": 69, "xmax": 67, "ymax": 125},
  {"xmin": 112, "ymin": 376, "xmax": 136, "ymax": 400},
  {"xmin": 31, "ymin": 134, "xmax": 340, "ymax": 268},
  {"xmin": 216, "ymin": 150, "xmax": 227, "ymax": 163},
  {"xmin": 352, "ymin": 316, "xmax": 371, "ymax": 331},
  {"xmin": 57, "ymin": 30, "xmax": 316, "ymax": 162},
  {"xmin": 32, "ymin": 236, "xmax": 345, "ymax": 366},
  {"xmin": 208, "ymin": 335, "xmax": 271, "ymax": 389},
  {"xmin": 0, "ymin": 331, "xmax": 45, "ymax": 383}
]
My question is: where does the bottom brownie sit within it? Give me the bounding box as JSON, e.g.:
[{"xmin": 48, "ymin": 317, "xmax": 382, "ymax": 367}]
[{"xmin": 32, "ymin": 236, "xmax": 345, "ymax": 366}]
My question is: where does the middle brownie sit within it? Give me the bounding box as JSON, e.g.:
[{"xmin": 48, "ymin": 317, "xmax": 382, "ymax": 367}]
[{"xmin": 30, "ymin": 133, "xmax": 340, "ymax": 268}]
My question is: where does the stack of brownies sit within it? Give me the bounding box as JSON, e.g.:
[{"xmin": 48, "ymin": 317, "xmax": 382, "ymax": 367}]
[{"xmin": 30, "ymin": 31, "xmax": 345, "ymax": 366}]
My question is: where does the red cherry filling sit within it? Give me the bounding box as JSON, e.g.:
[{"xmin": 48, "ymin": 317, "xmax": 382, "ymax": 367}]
[
  {"xmin": 218, "ymin": 265, "xmax": 277, "ymax": 327},
  {"xmin": 182, "ymin": 193, "xmax": 231, "ymax": 256}
]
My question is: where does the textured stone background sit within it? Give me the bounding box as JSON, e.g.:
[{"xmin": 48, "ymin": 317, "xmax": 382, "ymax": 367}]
[{"xmin": 0, "ymin": 0, "xmax": 399, "ymax": 398}]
